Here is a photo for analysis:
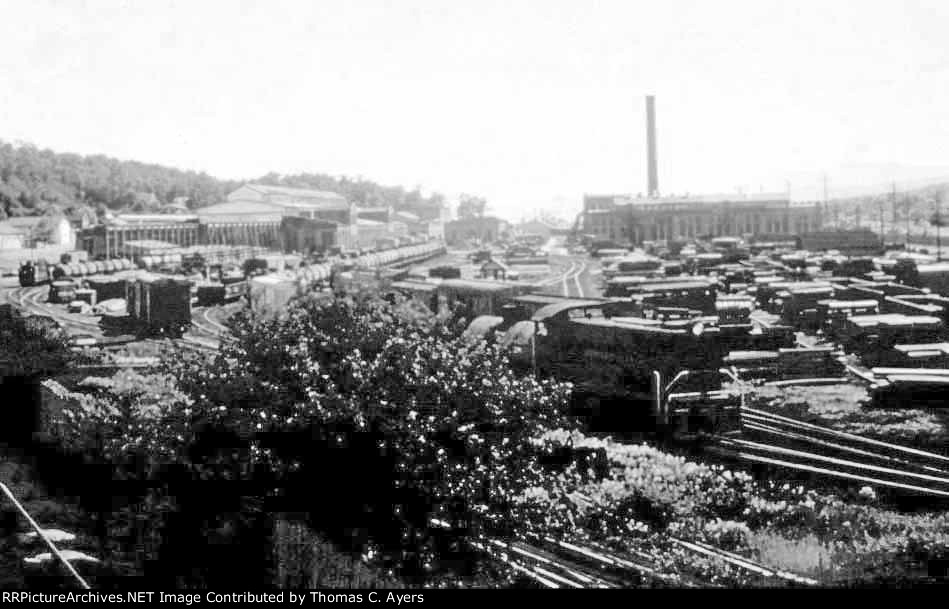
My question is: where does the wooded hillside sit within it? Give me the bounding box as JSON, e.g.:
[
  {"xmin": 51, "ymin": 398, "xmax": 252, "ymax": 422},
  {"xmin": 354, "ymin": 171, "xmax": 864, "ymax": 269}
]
[{"xmin": 0, "ymin": 140, "xmax": 448, "ymax": 221}]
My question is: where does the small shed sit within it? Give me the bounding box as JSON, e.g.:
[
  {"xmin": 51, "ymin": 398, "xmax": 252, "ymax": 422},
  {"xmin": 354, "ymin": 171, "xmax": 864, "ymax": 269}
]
[{"xmin": 480, "ymin": 259, "xmax": 511, "ymax": 280}]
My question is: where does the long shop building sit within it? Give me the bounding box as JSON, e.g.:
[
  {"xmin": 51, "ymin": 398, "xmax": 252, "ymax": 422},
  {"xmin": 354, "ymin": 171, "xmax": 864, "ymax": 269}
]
[
  {"xmin": 78, "ymin": 216, "xmax": 285, "ymax": 259},
  {"xmin": 580, "ymin": 194, "xmax": 823, "ymax": 245},
  {"xmin": 79, "ymin": 215, "xmax": 405, "ymax": 259}
]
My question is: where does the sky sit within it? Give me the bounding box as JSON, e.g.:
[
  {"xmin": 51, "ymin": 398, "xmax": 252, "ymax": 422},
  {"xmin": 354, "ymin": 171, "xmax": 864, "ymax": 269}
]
[{"xmin": 1, "ymin": 1, "xmax": 949, "ymax": 221}]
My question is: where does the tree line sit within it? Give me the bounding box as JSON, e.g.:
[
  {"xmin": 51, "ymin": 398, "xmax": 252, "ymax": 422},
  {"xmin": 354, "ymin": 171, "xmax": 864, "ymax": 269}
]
[{"xmin": 0, "ymin": 140, "xmax": 451, "ymax": 222}]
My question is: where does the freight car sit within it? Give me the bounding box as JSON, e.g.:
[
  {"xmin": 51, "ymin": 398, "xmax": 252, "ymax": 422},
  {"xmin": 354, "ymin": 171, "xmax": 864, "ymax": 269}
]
[
  {"xmin": 897, "ymin": 262, "xmax": 949, "ymax": 296},
  {"xmin": 20, "ymin": 258, "xmax": 137, "ymax": 287},
  {"xmin": 196, "ymin": 279, "xmax": 248, "ymax": 307},
  {"xmin": 125, "ymin": 276, "xmax": 193, "ymax": 338},
  {"xmin": 837, "ymin": 314, "xmax": 945, "ymax": 364},
  {"xmin": 532, "ymin": 316, "xmax": 741, "ymax": 436}
]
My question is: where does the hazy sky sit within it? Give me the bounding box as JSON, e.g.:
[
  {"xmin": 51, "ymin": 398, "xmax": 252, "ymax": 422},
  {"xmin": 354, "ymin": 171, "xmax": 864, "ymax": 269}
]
[{"xmin": 1, "ymin": 1, "xmax": 948, "ymax": 220}]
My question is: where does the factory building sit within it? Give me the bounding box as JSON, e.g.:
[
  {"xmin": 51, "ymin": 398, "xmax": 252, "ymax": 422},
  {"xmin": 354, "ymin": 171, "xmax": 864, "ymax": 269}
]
[
  {"xmin": 77, "ymin": 184, "xmax": 434, "ymax": 258},
  {"xmin": 0, "ymin": 215, "xmax": 75, "ymax": 249},
  {"xmin": 226, "ymin": 183, "xmax": 353, "ymax": 225},
  {"xmin": 579, "ymin": 95, "xmax": 823, "ymax": 245},
  {"xmin": 580, "ymin": 193, "xmax": 823, "ymax": 245},
  {"xmin": 444, "ymin": 216, "xmax": 509, "ymax": 246}
]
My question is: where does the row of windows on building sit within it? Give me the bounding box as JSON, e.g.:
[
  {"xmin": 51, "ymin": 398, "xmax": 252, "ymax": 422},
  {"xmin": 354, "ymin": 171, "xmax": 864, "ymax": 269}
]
[{"xmin": 586, "ymin": 212, "xmax": 819, "ymax": 242}]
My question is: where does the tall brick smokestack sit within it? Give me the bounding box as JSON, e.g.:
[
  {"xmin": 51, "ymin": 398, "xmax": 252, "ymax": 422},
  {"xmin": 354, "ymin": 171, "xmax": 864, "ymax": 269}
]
[{"xmin": 646, "ymin": 95, "xmax": 658, "ymax": 197}]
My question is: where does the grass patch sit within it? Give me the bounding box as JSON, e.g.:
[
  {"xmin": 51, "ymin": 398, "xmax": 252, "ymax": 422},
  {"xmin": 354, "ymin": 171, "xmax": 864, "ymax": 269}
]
[
  {"xmin": 752, "ymin": 383, "xmax": 949, "ymax": 450},
  {"xmin": 746, "ymin": 530, "xmax": 837, "ymax": 579}
]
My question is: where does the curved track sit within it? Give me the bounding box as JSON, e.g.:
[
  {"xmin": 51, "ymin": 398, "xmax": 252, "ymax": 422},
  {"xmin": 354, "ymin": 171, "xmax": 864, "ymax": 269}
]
[{"xmin": 3, "ymin": 285, "xmax": 218, "ymax": 355}]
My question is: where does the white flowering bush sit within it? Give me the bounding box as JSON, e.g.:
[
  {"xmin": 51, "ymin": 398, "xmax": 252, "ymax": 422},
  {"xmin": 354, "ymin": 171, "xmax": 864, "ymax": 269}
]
[
  {"xmin": 514, "ymin": 429, "xmax": 949, "ymax": 586},
  {"xmin": 154, "ymin": 290, "xmax": 576, "ymax": 586}
]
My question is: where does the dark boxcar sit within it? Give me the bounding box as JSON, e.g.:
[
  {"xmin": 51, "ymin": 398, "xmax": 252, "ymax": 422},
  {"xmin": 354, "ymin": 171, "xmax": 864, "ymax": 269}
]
[
  {"xmin": 127, "ymin": 276, "xmax": 192, "ymax": 337},
  {"xmin": 534, "ymin": 316, "xmax": 738, "ymax": 435}
]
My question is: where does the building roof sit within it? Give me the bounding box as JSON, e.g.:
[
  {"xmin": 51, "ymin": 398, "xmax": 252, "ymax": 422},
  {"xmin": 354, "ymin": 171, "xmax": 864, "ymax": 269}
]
[
  {"xmin": 110, "ymin": 214, "xmax": 198, "ymax": 225},
  {"xmin": 194, "ymin": 200, "xmax": 285, "ymax": 224},
  {"xmin": 446, "ymin": 216, "xmax": 505, "ymax": 226},
  {"xmin": 531, "ymin": 300, "xmax": 608, "ymax": 321},
  {"xmin": 0, "ymin": 216, "xmax": 55, "ymax": 230},
  {"xmin": 238, "ymin": 183, "xmax": 347, "ymax": 203},
  {"xmin": 0, "ymin": 224, "xmax": 24, "ymax": 235},
  {"xmin": 394, "ymin": 210, "xmax": 420, "ymax": 222},
  {"xmin": 437, "ymin": 278, "xmax": 522, "ymax": 293},
  {"xmin": 481, "ymin": 259, "xmax": 510, "ymax": 269},
  {"xmin": 163, "ymin": 202, "xmax": 190, "ymax": 213}
]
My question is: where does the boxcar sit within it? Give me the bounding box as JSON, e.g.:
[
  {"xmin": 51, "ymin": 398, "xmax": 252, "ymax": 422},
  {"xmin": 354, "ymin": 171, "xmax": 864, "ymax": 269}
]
[{"xmin": 126, "ymin": 276, "xmax": 193, "ymax": 337}]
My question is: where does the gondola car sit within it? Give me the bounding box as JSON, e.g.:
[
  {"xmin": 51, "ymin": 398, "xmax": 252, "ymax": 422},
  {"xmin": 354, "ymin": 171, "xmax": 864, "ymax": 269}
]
[{"xmin": 48, "ymin": 280, "xmax": 77, "ymax": 304}]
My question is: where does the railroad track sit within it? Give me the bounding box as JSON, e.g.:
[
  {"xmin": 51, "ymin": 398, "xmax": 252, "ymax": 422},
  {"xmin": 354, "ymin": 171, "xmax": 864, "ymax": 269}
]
[
  {"xmin": 709, "ymin": 406, "xmax": 949, "ymax": 499},
  {"xmin": 190, "ymin": 306, "xmax": 234, "ymax": 343},
  {"xmin": 469, "ymin": 530, "xmax": 818, "ymax": 588},
  {"xmin": 4, "ymin": 285, "xmax": 219, "ymax": 357},
  {"xmin": 532, "ymin": 257, "xmax": 589, "ymax": 298}
]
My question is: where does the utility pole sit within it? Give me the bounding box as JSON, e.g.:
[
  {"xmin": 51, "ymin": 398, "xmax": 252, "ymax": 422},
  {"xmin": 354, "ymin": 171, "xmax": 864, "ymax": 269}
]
[
  {"xmin": 937, "ymin": 194, "xmax": 944, "ymax": 262},
  {"xmin": 823, "ymin": 174, "xmax": 837, "ymax": 229},
  {"xmin": 906, "ymin": 190, "xmax": 912, "ymax": 249},
  {"xmin": 880, "ymin": 193, "xmax": 885, "ymax": 240}
]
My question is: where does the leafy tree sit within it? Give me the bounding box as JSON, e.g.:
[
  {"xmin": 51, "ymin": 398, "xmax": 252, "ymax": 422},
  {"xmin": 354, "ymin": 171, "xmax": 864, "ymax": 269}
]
[
  {"xmin": 42, "ymin": 290, "xmax": 572, "ymax": 586},
  {"xmin": 457, "ymin": 194, "xmax": 487, "ymax": 219}
]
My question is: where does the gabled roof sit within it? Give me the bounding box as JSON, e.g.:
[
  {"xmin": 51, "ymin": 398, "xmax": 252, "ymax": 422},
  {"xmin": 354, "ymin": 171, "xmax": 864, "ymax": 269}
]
[{"xmin": 0, "ymin": 215, "xmax": 67, "ymax": 236}]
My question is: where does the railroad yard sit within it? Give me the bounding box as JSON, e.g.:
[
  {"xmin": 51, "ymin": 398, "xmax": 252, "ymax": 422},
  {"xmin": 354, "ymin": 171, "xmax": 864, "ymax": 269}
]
[{"xmin": 6, "ymin": 233, "xmax": 949, "ymax": 588}]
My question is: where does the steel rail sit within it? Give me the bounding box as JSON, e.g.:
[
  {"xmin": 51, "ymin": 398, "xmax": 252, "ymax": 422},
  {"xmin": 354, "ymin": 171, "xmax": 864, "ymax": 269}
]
[
  {"xmin": 0, "ymin": 482, "xmax": 91, "ymax": 589},
  {"xmin": 719, "ymin": 437, "xmax": 949, "ymax": 487},
  {"xmin": 742, "ymin": 416, "xmax": 949, "ymax": 476},
  {"xmin": 742, "ymin": 406, "xmax": 949, "ymax": 464},
  {"xmin": 709, "ymin": 446, "xmax": 949, "ymax": 498}
]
